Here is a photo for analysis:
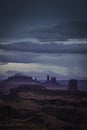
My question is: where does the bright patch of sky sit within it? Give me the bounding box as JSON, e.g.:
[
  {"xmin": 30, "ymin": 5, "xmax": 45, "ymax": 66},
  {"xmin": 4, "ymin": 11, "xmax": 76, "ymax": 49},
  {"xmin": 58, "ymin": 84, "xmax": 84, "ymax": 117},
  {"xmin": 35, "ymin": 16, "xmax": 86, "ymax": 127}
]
[{"xmin": 0, "ymin": 53, "xmax": 87, "ymax": 80}]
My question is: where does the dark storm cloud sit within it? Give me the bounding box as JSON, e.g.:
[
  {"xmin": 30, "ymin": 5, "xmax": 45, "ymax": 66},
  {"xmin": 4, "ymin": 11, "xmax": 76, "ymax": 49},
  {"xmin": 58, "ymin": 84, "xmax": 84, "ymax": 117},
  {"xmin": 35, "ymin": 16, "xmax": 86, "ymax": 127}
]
[
  {"xmin": 0, "ymin": 41, "xmax": 87, "ymax": 54},
  {"xmin": 0, "ymin": 51, "xmax": 35, "ymax": 63},
  {"xmin": 0, "ymin": 50, "xmax": 87, "ymax": 72},
  {"xmin": 0, "ymin": 0, "xmax": 87, "ymax": 21},
  {"xmin": 29, "ymin": 21, "xmax": 87, "ymax": 40},
  {"xmin": 0, "ymin": 0, "xmax": 87, "ymax": 38}
]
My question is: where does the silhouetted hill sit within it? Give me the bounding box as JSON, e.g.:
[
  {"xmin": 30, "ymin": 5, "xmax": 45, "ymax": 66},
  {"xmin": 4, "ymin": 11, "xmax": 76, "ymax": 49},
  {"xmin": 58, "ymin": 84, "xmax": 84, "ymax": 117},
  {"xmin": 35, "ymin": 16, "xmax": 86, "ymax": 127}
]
[
  {"xmin": 3, "ymin": 74, "xmax": 33, "ymax": 82},
  {"xmin": 44, "ymin": 81, "xmax": 64, "ymax": 89},
  {"xmin": 0, "ymin": 74, "xmax": 41, "ymax": 89}
]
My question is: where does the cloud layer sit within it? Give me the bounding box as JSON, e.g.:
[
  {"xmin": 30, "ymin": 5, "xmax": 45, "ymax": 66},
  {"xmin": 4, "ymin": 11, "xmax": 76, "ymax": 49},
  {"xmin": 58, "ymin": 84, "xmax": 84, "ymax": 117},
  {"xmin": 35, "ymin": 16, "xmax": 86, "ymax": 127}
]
[
  {"xmin": 0, "ymin": 51, "xmax": 87, "ymax": 80},
  {"xmin": 0, "ymin": 39, "xmax": 87, "ymax": 54},
  {"xmin": 0, "ymin": 22, "xmax": 87, "ymax": 80}
]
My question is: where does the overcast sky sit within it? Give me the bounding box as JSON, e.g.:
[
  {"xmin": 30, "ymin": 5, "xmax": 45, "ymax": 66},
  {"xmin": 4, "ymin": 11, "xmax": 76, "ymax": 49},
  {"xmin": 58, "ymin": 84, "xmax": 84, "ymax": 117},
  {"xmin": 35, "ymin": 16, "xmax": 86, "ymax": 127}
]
[
  {"xmin": 0, "ymin": 0, "xmax": 87, "ymax": 24},
  {"xmin": 0, "ymin": 0, "xmax": 87, "ymax": 38}
]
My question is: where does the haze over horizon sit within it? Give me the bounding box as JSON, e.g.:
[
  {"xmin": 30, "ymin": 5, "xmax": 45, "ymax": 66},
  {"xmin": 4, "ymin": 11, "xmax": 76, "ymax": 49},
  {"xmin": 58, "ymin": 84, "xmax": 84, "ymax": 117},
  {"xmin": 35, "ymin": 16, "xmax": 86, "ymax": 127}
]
[{"xmin": 0, "ymin": 0, "xmax": 87, "ymax": 80}]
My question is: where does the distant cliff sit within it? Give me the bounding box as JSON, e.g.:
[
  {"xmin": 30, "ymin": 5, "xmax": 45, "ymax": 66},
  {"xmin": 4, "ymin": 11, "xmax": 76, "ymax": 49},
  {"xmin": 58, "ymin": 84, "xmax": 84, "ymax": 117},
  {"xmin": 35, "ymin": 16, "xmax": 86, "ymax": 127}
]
[{"xmin": 0, "ymin": 74, "xmax": 41, "ymax": 88}]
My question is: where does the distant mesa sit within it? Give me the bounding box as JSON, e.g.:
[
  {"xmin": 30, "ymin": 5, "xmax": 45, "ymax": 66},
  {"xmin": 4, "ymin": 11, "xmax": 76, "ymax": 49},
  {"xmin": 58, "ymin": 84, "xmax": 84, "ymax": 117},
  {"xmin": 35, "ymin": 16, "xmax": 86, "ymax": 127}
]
[
  {"xmin": 0, "ymin": 74, "xmax": 46, "ymax": 95},
  {"xmin": 6, "ymin": 73, "xmax": 33, "ymax": 82},
  {"xmin": 44, "ymin": 75, "xmax": 63, "ymax": 88},
  {"xmin": 47, "ymin": 75, "xmax": 50, "ymax": 82},
  {"xmin": 4, "ymin": 73, "xmax": 40, "ymax": 83},
  {"xmin": 46, "ymin": 75, "xmax": 57, "ymax": 83},
  {"xmin": 68, "ymin": 79, "xmax": 78, "ymax": 92},
  {"xmin": 0, "ymin": 73, "xmax": 40, "ymax": 88},
  {"xmin": 51, "ymin": 77, "xmax": 57, "ymax": 83},
  {"xmin": 0, "ymin": 73, "xmax": 79, "ymax": 95}
]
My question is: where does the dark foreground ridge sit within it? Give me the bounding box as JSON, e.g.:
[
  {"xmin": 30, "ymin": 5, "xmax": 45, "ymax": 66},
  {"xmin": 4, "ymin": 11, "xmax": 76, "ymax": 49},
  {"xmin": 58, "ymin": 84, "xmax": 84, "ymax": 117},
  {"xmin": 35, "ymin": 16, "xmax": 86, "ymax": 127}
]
[{"xmin": 0, "ymin": 88, "xmax": 87, "ymax": 130}]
